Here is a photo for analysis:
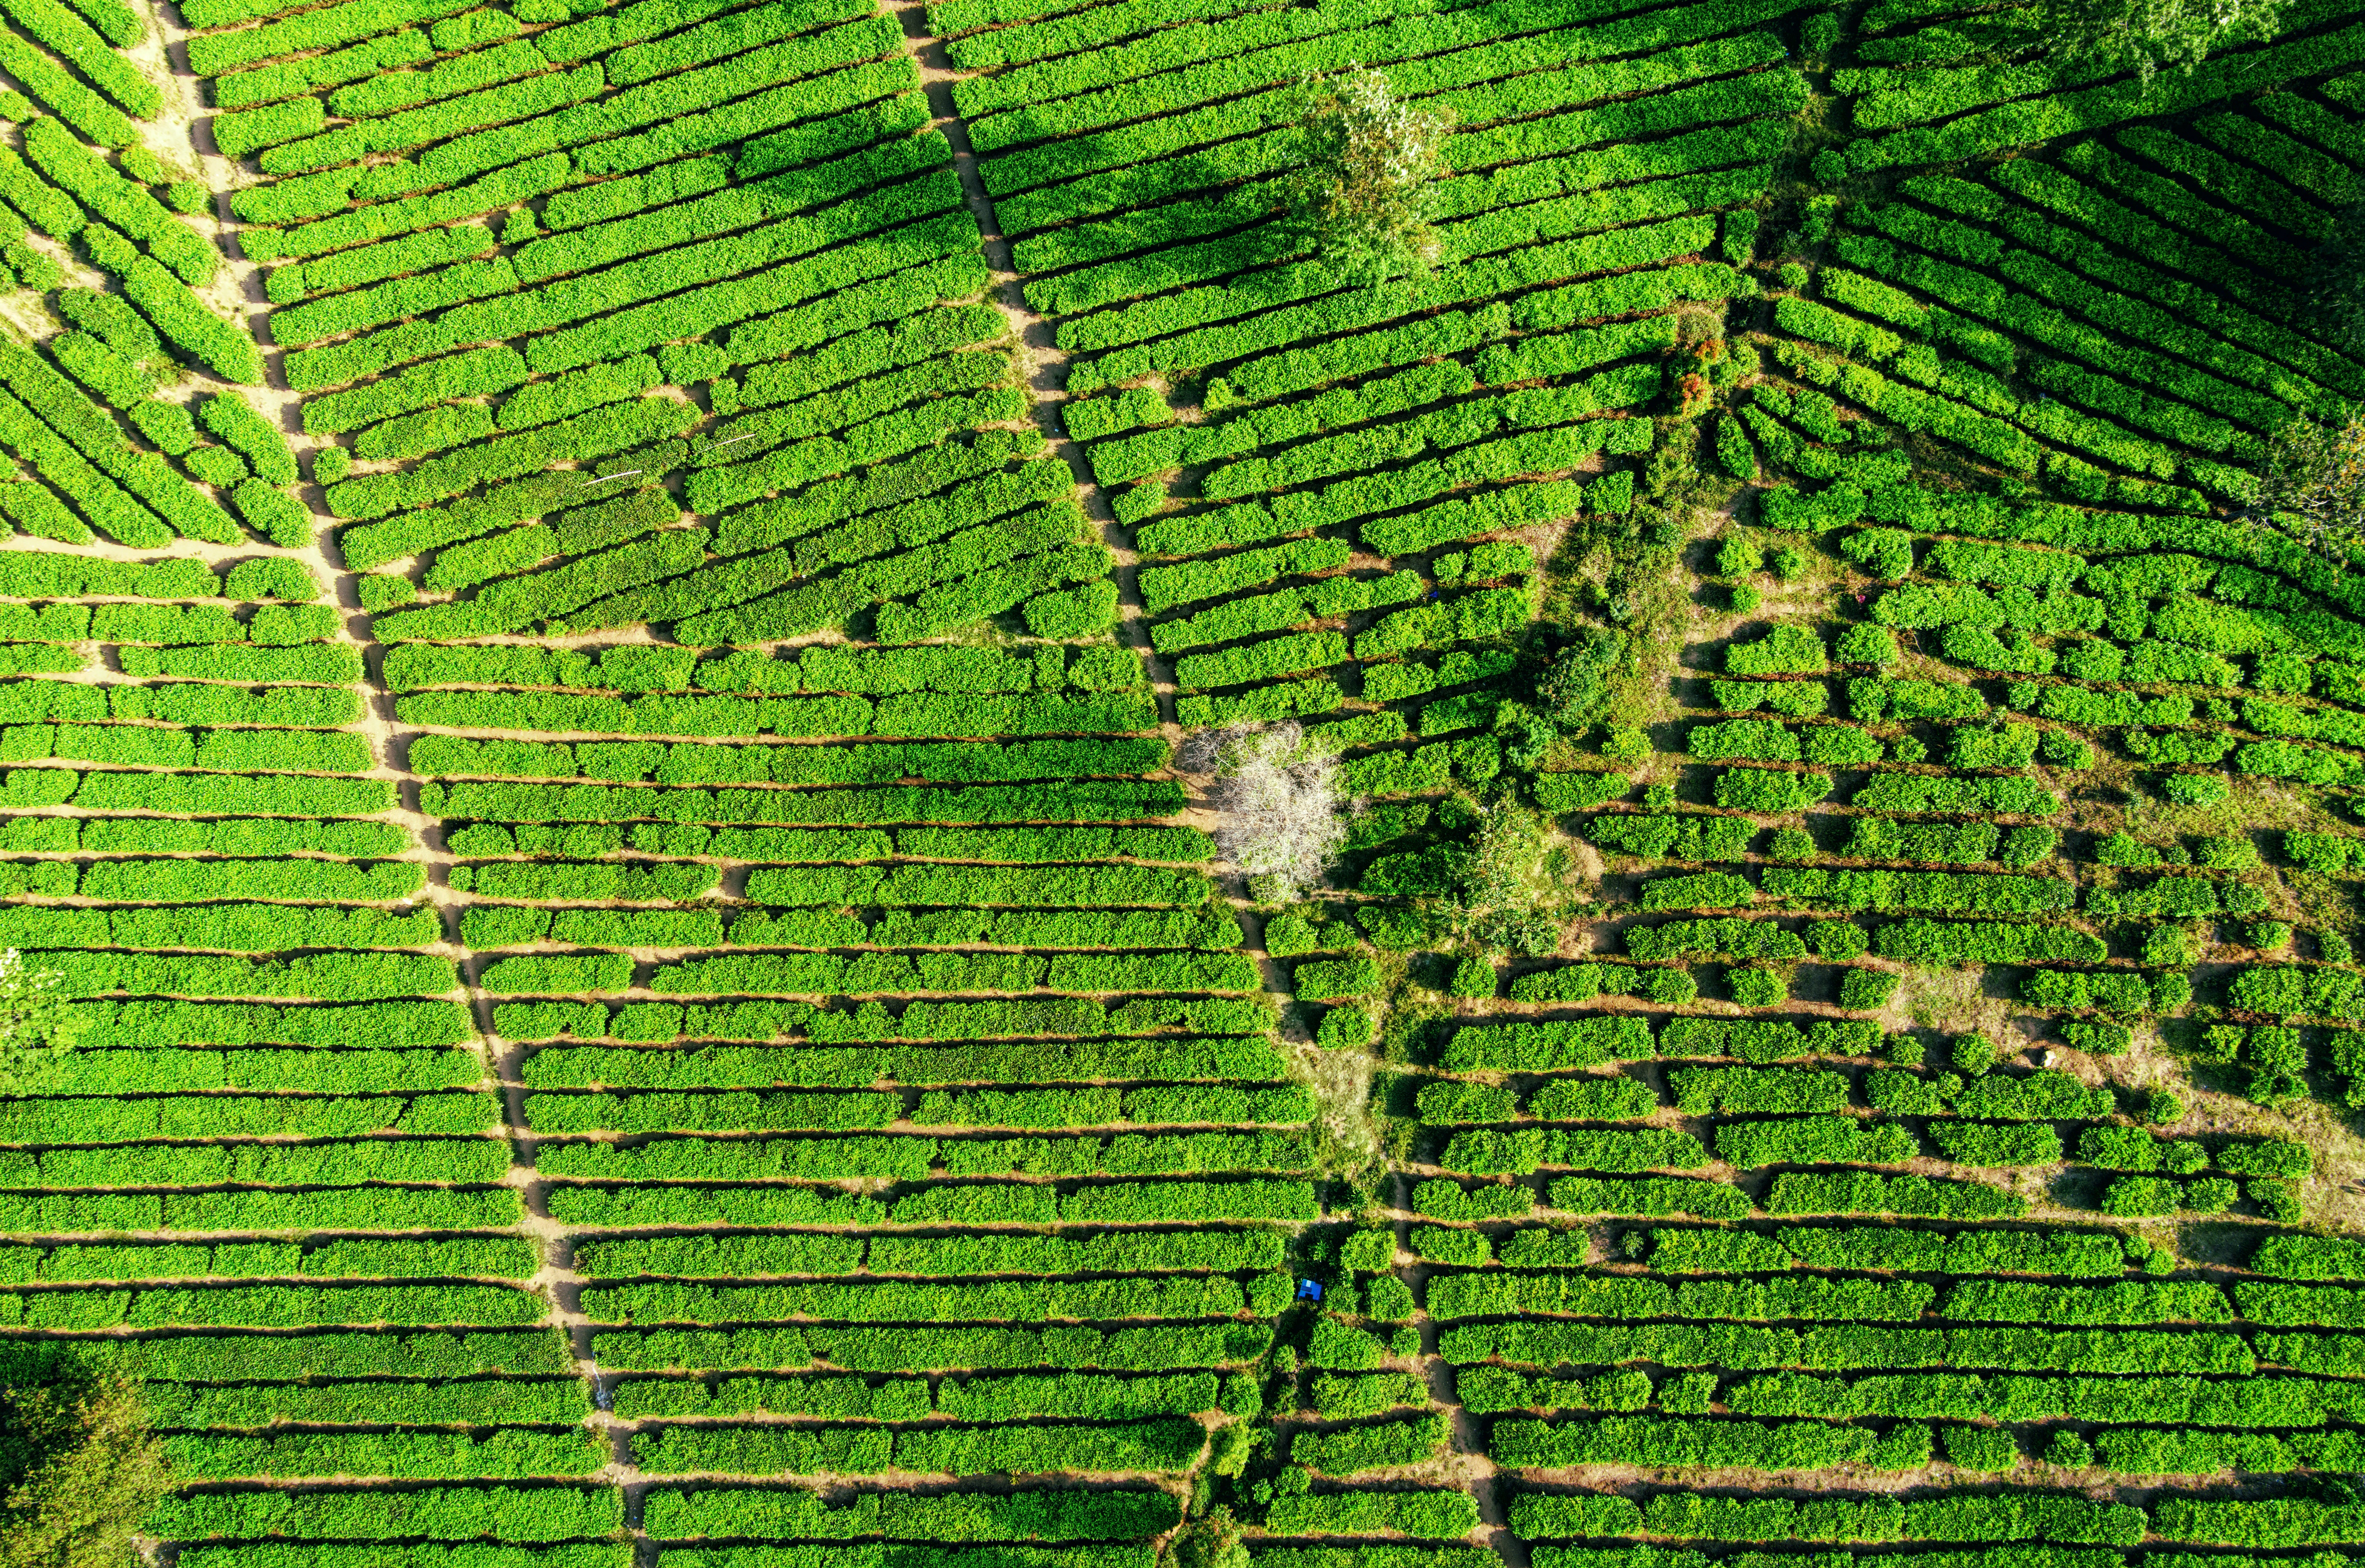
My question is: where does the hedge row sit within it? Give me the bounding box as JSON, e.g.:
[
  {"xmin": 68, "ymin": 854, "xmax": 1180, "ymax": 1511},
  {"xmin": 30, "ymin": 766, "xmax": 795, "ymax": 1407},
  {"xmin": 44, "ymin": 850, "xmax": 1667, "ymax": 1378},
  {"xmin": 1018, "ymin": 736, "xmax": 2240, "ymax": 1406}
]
[
  {"xmin": 641, "ymin": 1485, "xmax": 1178, "ymax": 1541},
  {"xmin": 1495, "ymin": 1413, "xmax": 1885, "ymax": 1471},
  {"xmin": 1426, "ymin": 1269, "xmax": 1934, "ymax": 1323}
]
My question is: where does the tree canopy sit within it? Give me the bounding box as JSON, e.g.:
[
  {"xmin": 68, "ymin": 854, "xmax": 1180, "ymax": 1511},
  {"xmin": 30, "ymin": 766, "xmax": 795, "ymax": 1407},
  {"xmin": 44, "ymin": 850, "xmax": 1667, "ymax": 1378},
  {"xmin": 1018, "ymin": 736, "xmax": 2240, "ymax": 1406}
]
[
  {"xmin": 2255, "ymin": 413, "xmax": 2365, "ymax": 557},
  {"xmin": 2035, "ymin": 0, "xmax": 2287, "ymax": 79},
  {"xmin": 0, "ymin": 1373, "xmax": 171, "ymax": 1568},
  {"xmin": 1286, "ymin": 67, "xmax": 1455, "ymax": 280}
]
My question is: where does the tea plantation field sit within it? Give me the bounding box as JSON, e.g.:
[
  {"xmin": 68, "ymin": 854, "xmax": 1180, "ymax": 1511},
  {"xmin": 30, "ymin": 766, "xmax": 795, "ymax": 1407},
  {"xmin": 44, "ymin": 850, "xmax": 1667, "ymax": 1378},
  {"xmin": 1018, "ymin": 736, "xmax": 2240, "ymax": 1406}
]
[{"xmin": 3, "ymin": 0, "xmax": 2365, "ymax": 1559}]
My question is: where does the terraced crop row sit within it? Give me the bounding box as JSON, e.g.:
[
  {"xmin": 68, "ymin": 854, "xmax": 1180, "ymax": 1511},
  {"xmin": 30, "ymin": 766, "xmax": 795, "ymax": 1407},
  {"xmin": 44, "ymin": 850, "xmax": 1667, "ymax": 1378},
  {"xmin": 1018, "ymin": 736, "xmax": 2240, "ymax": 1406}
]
[{"xmin": 9, "ymin": 0, "xmax": 2365, "ymax": 1562}]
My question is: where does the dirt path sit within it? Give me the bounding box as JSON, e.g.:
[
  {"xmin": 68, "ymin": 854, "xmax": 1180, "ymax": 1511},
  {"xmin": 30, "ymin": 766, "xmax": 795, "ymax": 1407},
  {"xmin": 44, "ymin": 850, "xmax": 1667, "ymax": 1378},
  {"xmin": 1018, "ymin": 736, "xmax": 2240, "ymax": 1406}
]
[
  {"xmin": 81, "ymin": 0, "xmax": 1347, "ymax": 1533},
  {"xmin": 81, "ymin": 0, "xmax": 649, "ymax": 1512},
  {"xmin": 874, "ymin": 35, "xmax": 1467, "ymax": 1515},
  {"xmin": 887, "ymin": 4, "xmax": 1290, "ymax": 971}
]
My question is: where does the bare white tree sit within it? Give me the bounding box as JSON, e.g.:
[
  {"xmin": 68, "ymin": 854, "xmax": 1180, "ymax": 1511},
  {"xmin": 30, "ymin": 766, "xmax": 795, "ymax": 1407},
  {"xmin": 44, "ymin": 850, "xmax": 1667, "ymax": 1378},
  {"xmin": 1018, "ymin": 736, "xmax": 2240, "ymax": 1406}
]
[{"xmin": 1189, "ymin": 723, "xmax": 1348, "ymax": 900}]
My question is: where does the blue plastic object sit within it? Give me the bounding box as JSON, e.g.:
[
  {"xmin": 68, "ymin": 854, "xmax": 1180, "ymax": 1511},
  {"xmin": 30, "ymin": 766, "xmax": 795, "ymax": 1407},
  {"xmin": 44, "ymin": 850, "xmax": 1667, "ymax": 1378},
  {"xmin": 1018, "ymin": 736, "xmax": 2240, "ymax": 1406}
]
[{"xmin": 1295, "ymin": 1278, "xmax": 1323, "ymax": 1303}]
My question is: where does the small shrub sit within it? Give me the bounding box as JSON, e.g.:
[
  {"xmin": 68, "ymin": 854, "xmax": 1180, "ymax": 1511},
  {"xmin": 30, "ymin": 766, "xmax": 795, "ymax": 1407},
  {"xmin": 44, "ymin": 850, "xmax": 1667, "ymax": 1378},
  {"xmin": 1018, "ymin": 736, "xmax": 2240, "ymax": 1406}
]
[
  {"xmin": 1318, "ymin": 1005, "xmax": 1376, "ymax": 1050},
  {"xmin": 1809, "ymin": 921, "xmax": 1868, "ymax": 961},
  {"xmin": 2102, "ymin": 1176, "xmax": 2179, "ymax": 1217},
  {"xmin": 2250, "ymin": 1179, "xmax": 2305, "ymax": 1223},
  {"xmin": 1718, "ymin": 536, "xmax": 1764, "ymax": 576},
  {"xmin": 1646, "ymin": 968, "xmax": 1700, "ymax": 1006},
  {"xmin": 2165, "ymin": 772, "xmax": 2229, "ymax": 804},
  {"xmin": 2045, "ymin": 1430, "xmax": 2095, "ymax": 1468},
  {"xmin": 1839, "ymin": 968, "xmax": 1899, "ymax": 1010},
  {"xmin": 2061, "ymin": 1021, "xmax": 2131, "ymax": 1055},
  {"xmin": 2043, "ymin": 731, "xmax": 2095, "ymax": 770},
  {"xmin": 1942, "ymin": 1424, "xmax": 2017, "ymax": 1473},
  {"xmin": 358, "ymin": 574, "xmax": 416, "ymax": 612},
  {"xmin": 2183, "ymin": 1176, "xmax": 2237, "ymax": 1214},
  {"xmin": 1835, "ymin": 624, "xmax": 1899, "ymax": 665},
  {"xmin": 1603, "ymin": 727, "xmax": 1651, "ymax": 763}
]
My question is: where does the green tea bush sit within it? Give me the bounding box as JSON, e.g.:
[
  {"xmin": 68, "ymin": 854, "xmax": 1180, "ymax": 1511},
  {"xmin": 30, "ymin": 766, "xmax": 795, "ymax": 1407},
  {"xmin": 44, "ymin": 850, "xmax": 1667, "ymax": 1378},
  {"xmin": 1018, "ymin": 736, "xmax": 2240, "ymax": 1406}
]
[
  {"xmin": 1715, "ymin": 1115, "xmax": 1915, "ymax": 1169},
  {"xmin": 1713, "ymin": 768, "xmax": 1832, "ymax": 811},
  {"xmin": 1292, "ymin": 1412, "xmax": 1449, "ymax": 1475}
]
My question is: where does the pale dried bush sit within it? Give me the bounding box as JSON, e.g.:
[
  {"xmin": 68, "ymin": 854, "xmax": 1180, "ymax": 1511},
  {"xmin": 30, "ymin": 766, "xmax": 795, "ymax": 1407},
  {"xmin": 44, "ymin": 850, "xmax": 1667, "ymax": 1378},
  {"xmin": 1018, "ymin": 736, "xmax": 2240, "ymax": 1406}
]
[{"xmin": 1185, "ymin": 723, "xmax": 1347, "ymax": 901}]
